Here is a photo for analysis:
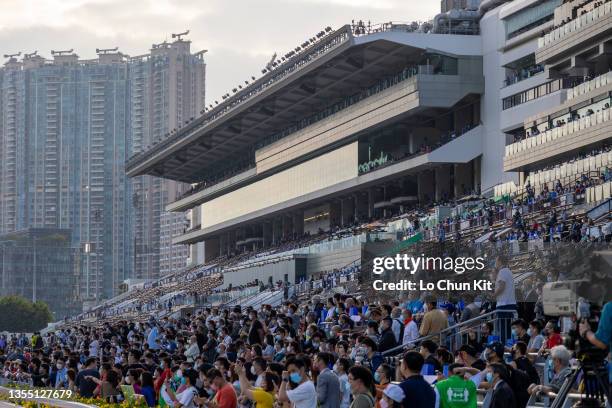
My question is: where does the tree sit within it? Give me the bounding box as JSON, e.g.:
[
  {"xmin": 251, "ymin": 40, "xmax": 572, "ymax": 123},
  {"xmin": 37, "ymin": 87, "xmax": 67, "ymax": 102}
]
[{"xmin": 0, "ymin": 296, "xmax": 52, "ymax": 332}]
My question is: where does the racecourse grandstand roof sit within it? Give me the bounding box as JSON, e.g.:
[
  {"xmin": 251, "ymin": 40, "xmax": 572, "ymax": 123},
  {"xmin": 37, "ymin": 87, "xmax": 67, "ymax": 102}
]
[{"xmin": 125, "ymin": 24, "xmax": 481, "ymax": 183}]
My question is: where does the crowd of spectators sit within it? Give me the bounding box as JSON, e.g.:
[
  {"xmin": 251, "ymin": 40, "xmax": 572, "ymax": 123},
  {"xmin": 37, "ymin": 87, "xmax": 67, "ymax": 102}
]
[{"xmin": 0, "ymin": 252, "xmax": 609, "ymax": 408}]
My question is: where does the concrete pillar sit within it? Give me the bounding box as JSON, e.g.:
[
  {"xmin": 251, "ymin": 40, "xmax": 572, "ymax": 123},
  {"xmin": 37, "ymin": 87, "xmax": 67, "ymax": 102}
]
[
  {"xmin": 368, "ymin": 188, "xmax": 374, "ymax": 219},
  {"xmin": 418, "ymin": 171, "xmax": 435, "ymax": 205},
  {"xmin": 454, "ymin": 163, "xmax": 472, "ymax": 198},
  {"xmin": 340, "ymin": 198, "xmax": 345, "ymax": 227},
  {"xmin": 473, "ymin": 158, "xmax": 481, "ymax": 194},
  {"xmin": 435, "ymin": 166, "xmax": 451, "ymax": 202},
  {"xmin": 204, "ymin": 238, "xmax": 220, "ymax": 263}
]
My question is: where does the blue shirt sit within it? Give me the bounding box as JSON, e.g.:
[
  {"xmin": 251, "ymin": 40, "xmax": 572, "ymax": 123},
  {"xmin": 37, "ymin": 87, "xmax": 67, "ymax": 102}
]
[
  {"xmin": 147, "ymin": 327, "xmax": 159, "ymax": 350},
  {"xmin": 399, "ymin": 375, "xmax": 435, "ymax": 408},
  {"xmin": 140, "ymin": 385, "xmax": 156, "ymax": 407}
]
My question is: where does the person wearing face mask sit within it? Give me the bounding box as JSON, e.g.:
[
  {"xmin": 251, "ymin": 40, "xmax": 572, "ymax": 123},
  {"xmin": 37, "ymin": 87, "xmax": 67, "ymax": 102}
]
[
  {"xmin": 378, "ymin": 317, "xmax": 397, "ymax": 353},
  {"xmin": 486, "ymin": 363, "xmax": 516, "ymax": 408},
  {"xmin": 366, "ymin": 321, "xmax": 380, "ymax": 343},
  {"xmin": 184, "ymin": 335, "xmax": 200, "ymax": 363},
  {"xmin": 509, "ymin": 319, "xmax": 530, "ymax": 346},
  {"xmin": 334, "ymin": 358, "xmax": 351, "ymax": 408},
  {"xmin": 205, "ymin": 368, "xmax": 237, "ymax": 408},
  {"xmin": 508, "ymin": 342, "xmax": 539, "ymax": 386},
  {"xmin": 279, "ymin": 357, "xmax": 317, "ymax": 408},
  {"xmin": 155, "ymin": 357, "xmax": 173, "ymax": 395},
  {"xmin": 526, "ymin": 321, "xmax": 544, "ymax": 353},
  {"xmin": 52, "ymin": 357, "xmax": 69, "ymax": 388},
  {"xmin": 234, "ymin": 360, "xmax": 279, "ymax": 408},
  {"xmin": 315, "ymin": 352, "xmax": 340, "ymax": 408},
  {"xmin": 360, "ymin": 338, "xmax": 383, "ymax": 374},
  {"xmin": 374, "ymin": 364, "xmax": 392, "ymax": 408},
  {"xmin": 527, "ymin": 345, "xmax": 572, "ymax": 398},
  {"xmin": 251, "ymin": 358, "xmax": 266, "ymax": 388},
  {"xmin": 273, "ymin": 341, "xmax": 286, "ymax": 362},
  {"xmin": 164, "ymin": 368, "xmax": 200, "ymax": 408},
  {"xmin": 380, "ymin": 384, "xmax": 404, "ymax": 408},
  {"xmin": 482, "ymin": 342, "xmax": 530, "ymax": 408}
]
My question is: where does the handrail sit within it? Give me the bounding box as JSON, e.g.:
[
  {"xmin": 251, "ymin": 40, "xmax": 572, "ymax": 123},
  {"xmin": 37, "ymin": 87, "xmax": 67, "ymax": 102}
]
[
  {"xmin": 538, "ymin": 1, "xmax": 612, "ymax": 48},
  {"xmin": 505, "ymin": 107, "xmax": 611, "ymax": 157},
  {"xmin": 567, "ymin": 71, "xmax": 612, "ymax": 101},
  {"xmin": 381, "ymin": 309, "xmax": 516, "ymax": 356}
]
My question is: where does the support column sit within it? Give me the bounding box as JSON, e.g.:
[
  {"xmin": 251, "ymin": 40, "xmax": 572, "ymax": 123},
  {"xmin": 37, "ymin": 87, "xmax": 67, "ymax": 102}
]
[
  {"xmin": 435, "ymin": 166, "xmax": 451, "ymax": 202},
  {"xmin": 368, "ymin": 188, "xmax": 374, "ymax": 219},
  {"xmin": 417, "ymin": 171, "xmax": 435, "ymax": 205}
]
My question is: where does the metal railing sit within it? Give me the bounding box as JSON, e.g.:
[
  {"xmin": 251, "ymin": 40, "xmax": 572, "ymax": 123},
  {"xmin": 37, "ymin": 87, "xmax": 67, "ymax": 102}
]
[
  {"xmin": 381, "ymin": 309, "xmax": 518, "ymax": 357},
  {"xmin": 538, "ymin": 1, "xmax": 612, "ymax": 49}
]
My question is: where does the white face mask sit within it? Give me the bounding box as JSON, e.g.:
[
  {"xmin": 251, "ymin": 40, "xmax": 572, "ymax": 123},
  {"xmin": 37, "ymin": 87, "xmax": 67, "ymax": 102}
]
[
  {"xmin": 125, "ymin": 376, "xmax": 131, "ymax": 384},
  {"xmin": 250, "ymin": 366, "xmax": 257, "ymax": 375}
]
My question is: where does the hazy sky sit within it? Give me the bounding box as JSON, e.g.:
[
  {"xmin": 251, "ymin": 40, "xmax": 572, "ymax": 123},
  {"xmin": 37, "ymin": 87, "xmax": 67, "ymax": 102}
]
[{"xmin": 0, "ymin": 0, "xmax": 437, "ymax": 102}]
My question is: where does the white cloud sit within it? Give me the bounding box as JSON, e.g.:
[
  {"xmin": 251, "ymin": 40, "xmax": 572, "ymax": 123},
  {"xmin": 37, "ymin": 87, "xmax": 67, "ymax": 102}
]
[{"xmin": 0, "ymin": 0, "xmax": 437, "ymax": 102}]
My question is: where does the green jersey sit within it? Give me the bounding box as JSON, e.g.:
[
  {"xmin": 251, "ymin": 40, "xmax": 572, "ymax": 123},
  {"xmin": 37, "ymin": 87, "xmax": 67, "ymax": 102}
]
[{"xmin": 434, "ymin": 375, "xmax": 477, "ymax": 408}]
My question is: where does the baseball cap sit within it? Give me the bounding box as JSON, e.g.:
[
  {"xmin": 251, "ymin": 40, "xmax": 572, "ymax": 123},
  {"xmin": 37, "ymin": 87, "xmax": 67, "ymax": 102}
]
[{"xmin": 383, "ymin": 384, "xmax": 405, "ymax": 403}]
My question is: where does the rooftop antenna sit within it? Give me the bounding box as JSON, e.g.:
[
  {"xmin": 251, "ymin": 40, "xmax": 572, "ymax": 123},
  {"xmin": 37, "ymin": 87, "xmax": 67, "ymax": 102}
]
[
  {"xmin": 3, "ymin": 52, "xmax": 21, "ymax": 59},
  {"xmin": 96, "ymin": 47, "xmax": 119, "ymax": 54},
  {"xmin": 51, "ymin": 49, "xmax": 74, "ymax": 56},
  {"xmin": 172, "ymin": 30, "xmax": 190, "ymax": 41}
]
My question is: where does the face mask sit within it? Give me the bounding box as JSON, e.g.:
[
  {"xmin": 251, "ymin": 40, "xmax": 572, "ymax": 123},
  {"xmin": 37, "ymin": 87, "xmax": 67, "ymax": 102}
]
[
  {"xmin": 125, "ymin": 376, "xmax": 131, "ymax": 384},
  {"xmin": 485, "ymin": 372, "xmax": 493, "ymax": 383},
  {"xmin": 274, "ymin": 335, "xmax": 281, "ymax": 341},
  {"xmin": 374, "ymin": 372, "xmax": 381, "ymax": 383},
  {"xmin": 527, "ymin": 328, "xmax": 532, "ymax": 337},
  {"xmin": 56, "ymin": 364, "xmax": 64, "ymax": 370},
  {"xmin": 332, "ymin": 364, "xmax": 339, "ymax": 373},
  {"xmin": 289, "ymin": 372, "xmax": 302, "ymax": 383},
  {"xmin": 250, "ymin": 366, "xmax": 257, "ymax": 375},
  {"xmin": 312, "ymin": 342, "xmax": 319, "ymax": 349},
  {"xmin": 511, "ymin": 328, "xmax": 517, "ymax": 338},
  {"xmin": 380, "ymin": 399, "xmax": 389, "ymax": 408}
]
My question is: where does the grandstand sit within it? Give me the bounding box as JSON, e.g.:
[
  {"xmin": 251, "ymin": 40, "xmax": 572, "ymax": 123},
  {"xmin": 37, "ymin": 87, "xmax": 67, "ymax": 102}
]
[
  {"xmin": 59, "ymin": 0, "xmax": 605, "ymax": 324},
  {"xmin": 5, "ymin": 2, "xmax": 606, "ymax": 408}
]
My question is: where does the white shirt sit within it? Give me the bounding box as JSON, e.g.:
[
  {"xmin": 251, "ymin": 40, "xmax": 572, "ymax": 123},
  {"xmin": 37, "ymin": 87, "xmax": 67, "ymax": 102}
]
[
  {"xmin": 286, "ymin": 380, "xmax": 317, "ymax": 408},
  {"xmin": 402, "ymin": 320, "xmax": 419, "ymax": 345},
  {"xmin": 495, "ymin": 267, "xmax": 516, "ymax": 306},
  {"xmin": 176, "ymin": 386, "xmax": 198, "ymax": 408}
]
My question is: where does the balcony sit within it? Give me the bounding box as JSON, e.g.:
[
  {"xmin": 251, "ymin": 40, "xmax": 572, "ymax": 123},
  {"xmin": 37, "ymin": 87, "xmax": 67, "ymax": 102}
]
[
  {"xmin": 504, "ymin": 106, "xmax": 612, "ymax": 171},
  {"xmin": 536, "ymin": 1, "xmax": 612, "ymax": 64},
  {"xmin": 566, "ymin": 71, "xmax": 612, "ymax": 102}
]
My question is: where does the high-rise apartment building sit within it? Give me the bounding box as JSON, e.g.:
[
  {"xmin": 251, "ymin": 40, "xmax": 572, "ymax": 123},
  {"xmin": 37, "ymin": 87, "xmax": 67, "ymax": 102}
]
[{"xmin": 0, "ymin": 37, "xmax": 205, "ymax": 303}]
